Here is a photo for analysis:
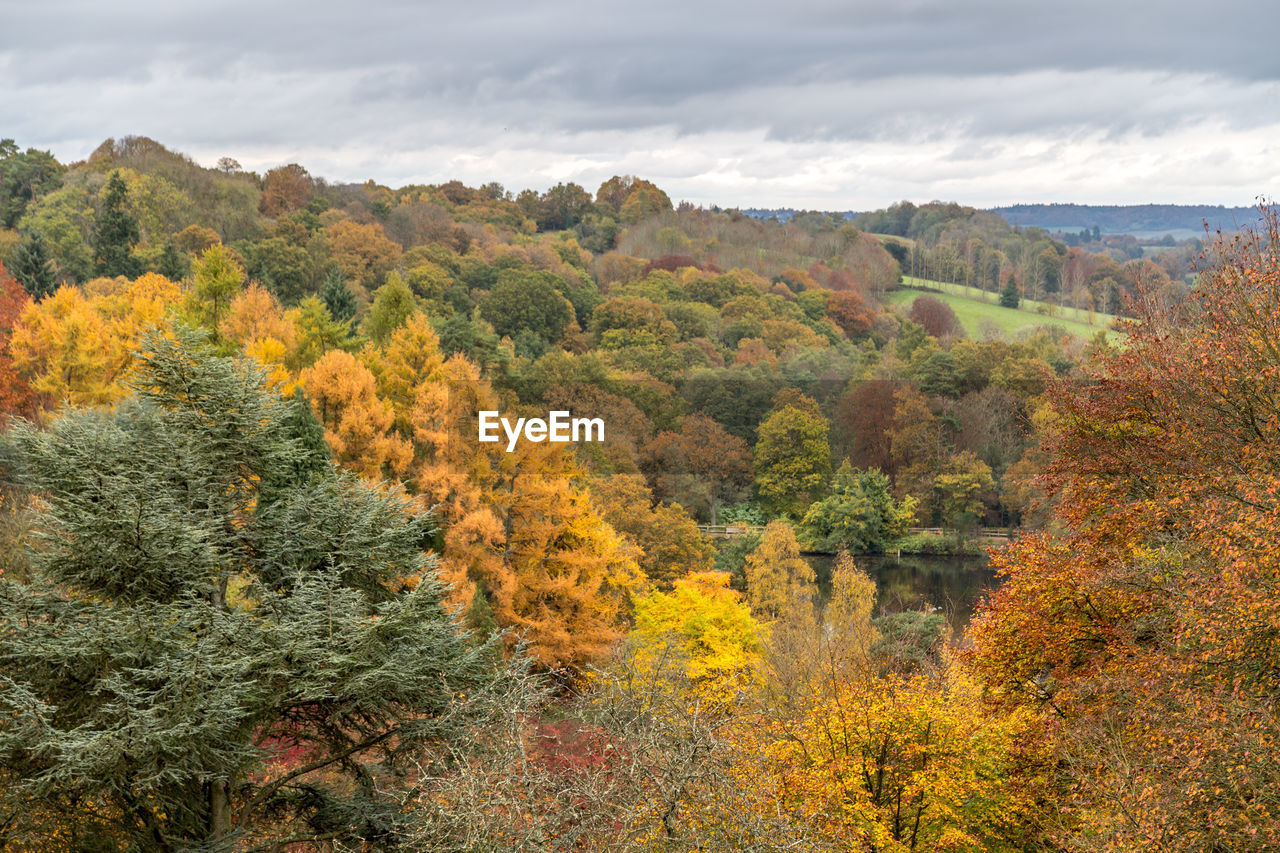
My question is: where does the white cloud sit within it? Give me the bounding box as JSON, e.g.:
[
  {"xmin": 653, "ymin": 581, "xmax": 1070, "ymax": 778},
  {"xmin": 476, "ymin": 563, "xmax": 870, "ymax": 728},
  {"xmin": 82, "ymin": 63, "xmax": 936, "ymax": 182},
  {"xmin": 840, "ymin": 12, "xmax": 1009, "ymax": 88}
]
[{"xmin": 2, "ymin": 0, "xmax": 1277, "ymax": 207}]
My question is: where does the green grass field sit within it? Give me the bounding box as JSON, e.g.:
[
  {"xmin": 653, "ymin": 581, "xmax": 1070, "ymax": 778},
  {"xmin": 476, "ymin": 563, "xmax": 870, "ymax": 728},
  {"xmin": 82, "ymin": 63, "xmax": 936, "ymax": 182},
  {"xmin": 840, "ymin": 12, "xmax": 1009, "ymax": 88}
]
[{"xmin": 888, "ymin": 277, "xmax": 1122, "ymax": 341}]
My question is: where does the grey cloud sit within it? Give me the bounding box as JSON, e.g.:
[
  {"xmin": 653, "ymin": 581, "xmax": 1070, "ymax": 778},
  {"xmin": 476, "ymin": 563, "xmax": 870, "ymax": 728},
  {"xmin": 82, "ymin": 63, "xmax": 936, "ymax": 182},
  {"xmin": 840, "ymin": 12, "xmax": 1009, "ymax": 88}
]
[
  {"xmin": 10, "ymin": 1, "xmax": 1279, "ymax": 87},
  {"xmin": 1, "ymin": 0, "xmax": 1277, "ymax": 204}
]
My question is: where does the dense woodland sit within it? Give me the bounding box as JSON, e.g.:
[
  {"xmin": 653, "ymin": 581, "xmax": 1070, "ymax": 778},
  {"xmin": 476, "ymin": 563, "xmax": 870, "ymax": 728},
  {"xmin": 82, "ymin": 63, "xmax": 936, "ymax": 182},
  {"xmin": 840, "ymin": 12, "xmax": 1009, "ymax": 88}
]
[
  {"xmin": 990, "ymin": 202, "xmax": 1259, "ymax": 235},
  {"xmin": 0, "ymin": 135, "xmax": 1274, "ymax": 851},
  {"xmin": 851, "ymin": 201, "xmax": 1200, "ymax": 314}
]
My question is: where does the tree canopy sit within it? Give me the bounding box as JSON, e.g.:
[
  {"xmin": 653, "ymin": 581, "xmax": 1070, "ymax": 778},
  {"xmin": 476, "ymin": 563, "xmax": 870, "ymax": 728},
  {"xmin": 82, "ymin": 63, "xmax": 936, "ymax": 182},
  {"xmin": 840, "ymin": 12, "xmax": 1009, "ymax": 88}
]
[{"xmin": 0, "ymin": 327, "xmax": 508, "ymax": 850}]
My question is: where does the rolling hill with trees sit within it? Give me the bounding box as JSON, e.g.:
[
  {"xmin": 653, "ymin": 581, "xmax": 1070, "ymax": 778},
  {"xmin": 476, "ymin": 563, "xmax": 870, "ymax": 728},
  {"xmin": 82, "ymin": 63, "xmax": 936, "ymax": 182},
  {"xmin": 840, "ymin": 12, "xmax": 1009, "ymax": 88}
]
[{"xmin": 0, "ymin": 134, "xmax": 1273, "ymax": 850}]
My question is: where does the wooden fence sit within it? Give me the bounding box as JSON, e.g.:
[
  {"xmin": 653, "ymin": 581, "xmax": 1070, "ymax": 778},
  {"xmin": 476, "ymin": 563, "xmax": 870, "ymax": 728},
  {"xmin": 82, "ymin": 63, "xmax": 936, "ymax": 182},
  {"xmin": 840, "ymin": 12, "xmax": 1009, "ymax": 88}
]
[
  {"xmin": 696, "ymin": 524, "xmax": 766, "ymax": 539},
  {"xmin": 697, "ymin": 524, "xmax": 1012, "ymax": 541}
]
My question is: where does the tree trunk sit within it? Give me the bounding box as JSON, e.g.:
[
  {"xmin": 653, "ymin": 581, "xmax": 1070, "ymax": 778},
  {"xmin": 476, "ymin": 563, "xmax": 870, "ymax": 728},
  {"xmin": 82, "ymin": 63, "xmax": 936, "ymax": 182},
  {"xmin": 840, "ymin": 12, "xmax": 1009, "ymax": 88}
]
[{"xmin": 210, "ymin": 779, "xmax": 230, "ymax": 840}]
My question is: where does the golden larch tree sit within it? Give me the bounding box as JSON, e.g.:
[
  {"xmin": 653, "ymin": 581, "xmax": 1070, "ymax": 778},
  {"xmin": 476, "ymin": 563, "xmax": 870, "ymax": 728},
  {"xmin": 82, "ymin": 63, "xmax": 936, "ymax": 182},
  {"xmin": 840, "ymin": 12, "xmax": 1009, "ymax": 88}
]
[{"xmin": 300, "ymin": 349, "xmax": 411, "ymax": 481}]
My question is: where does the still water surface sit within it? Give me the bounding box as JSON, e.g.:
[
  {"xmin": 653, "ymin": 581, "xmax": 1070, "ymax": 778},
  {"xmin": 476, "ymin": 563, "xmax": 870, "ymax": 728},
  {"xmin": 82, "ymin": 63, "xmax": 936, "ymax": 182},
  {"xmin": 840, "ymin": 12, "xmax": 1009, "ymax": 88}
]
[{"xmin": 805, "ymin": 552, "xmax": 999, "ymax": 632}]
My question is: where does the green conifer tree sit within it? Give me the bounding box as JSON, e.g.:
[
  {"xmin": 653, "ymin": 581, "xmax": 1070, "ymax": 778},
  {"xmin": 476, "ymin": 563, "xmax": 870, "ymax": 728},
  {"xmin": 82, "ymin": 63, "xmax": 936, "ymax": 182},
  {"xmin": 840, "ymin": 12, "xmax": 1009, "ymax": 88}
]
[
  {"xmin": 320, "ymin": 266, "xmax": 357, "ymax": 322},
  {"xmin": 0, "ymin": 326, "xmax": 512, "ymax": 850},
  {"xmin": 9, "ymin": 231, "xmax": 57, "ymax": 299},
  {"xmin": 156, "ymin": 240, "xmax": 188, "ymax": 281},
  {"xmin": 999, "ymin": 275, "xmax": 1020, "ymax": 309},
  {"xmin": 92, "ymin": 170, "xmax": 142, "ymax": 278}
]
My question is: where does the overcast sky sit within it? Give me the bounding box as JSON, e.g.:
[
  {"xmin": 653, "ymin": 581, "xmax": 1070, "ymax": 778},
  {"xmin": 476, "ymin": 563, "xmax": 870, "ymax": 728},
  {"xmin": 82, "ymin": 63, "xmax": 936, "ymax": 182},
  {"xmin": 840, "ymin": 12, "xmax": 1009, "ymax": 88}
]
[{"xmin": 3, "ymin": 0, "xmax": 1278, "ymax": 209}]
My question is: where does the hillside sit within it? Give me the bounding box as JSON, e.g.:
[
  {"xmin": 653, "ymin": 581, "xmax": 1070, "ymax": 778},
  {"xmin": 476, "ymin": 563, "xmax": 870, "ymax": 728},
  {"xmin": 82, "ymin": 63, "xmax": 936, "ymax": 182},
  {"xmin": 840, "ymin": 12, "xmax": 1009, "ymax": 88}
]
[
  {"xmin": 990, "ymin": 202, "xmax": 1261, "ymax": 237},
  {"xmin": 887, "ymin": 277, "xmax": 1120, "ymax": 341},
  {"xmin": 1, "ymin": 132, "xmax": 1276, "ymax": 851}
]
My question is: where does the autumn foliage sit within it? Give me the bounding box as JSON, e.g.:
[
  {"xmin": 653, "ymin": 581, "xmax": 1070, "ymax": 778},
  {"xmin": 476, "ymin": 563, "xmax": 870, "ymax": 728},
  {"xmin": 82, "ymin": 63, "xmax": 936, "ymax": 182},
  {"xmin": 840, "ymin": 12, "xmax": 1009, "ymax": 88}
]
[
  {"xmin": 0, "ymin": 263, "xmax": 36, "ymax": 423},
  {"xmin": 969, "ymin": 210, "xmax": 1280, "ymax": 850},
  {"xmin": 10, "ymin": 273, "xmax": 180, "ymax": 406},
  {"xmin": 3, "ymin": 138, "xmax": 1230, "ymax": 850}
]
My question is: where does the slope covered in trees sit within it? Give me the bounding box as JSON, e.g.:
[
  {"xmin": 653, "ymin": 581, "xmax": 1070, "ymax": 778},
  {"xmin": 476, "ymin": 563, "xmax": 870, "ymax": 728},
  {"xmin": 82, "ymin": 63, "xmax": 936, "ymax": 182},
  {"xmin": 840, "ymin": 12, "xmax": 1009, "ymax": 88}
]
[
  {"xmin": 969, "ymin": 211, "xmax": 1280, "ymax": 849},
  {"xmin": 991, "ymin": 202, "xmax": 1260, "ymax": 235},
  {"xmin": 0, "ymin": 134, "xmax": 1268, "ymax": 849}
]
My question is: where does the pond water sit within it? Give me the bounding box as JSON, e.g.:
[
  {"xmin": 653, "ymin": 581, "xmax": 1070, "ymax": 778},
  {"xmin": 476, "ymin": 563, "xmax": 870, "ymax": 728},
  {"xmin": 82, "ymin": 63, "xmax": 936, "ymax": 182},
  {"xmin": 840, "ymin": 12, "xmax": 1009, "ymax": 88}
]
[{"xmin": 804, "ymin": 552, "xmax": 999, "ymax": 633}]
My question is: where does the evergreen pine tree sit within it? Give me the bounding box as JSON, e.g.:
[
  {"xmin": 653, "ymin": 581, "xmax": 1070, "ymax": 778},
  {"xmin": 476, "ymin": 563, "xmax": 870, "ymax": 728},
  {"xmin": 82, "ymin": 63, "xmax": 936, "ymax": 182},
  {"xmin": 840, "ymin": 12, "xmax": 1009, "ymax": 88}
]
[
  {"xmin": 0, "ymin": 325, "xmax": 513, "ymax": 849},
  {"xmin": 258, "ymin": 387, "xmax": 333, "ymax": 504},
  {"xmin": 156, "ymin": 240, "xmax": 188, "ymax": 281},
  {"xmin": 9, "ymin": 231, "xmax": 57, "ymax": 299},
  {"xmin": 320, "ymin": 266, "xmax": 357, "ymax": 322},
  {"xmin": 0, "ymin": 140, "xmax": 63, "ymax": 228},
  {"xmin": 92, "ymin": 170, "xmax": 142, "ymax": 278},
  {"xmin": 999, "ymin": 275, "xmax": 1020, "ymax": 309}
]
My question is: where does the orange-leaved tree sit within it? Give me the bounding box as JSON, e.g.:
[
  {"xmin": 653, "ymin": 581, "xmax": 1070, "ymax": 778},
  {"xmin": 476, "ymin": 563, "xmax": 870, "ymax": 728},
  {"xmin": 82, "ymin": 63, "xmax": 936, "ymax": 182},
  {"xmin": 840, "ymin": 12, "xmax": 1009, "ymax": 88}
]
[
  {"xmin": 588, "ymin": 473, "xmax": 713, "ymax": 589},
  {"xmin": 0, "ymin": 263, "xmax": 37, "ymax": 423},
  {"xmin": 405, "ymin": 352, "xmax": 643, "ymax": 671},
  {"xmin": 968, "ymin": 209, "xmax": 1280, "ymax": 851},
  {"xmin": 641, "ymin": 413, "xmax": 752, "ymax": 524}
]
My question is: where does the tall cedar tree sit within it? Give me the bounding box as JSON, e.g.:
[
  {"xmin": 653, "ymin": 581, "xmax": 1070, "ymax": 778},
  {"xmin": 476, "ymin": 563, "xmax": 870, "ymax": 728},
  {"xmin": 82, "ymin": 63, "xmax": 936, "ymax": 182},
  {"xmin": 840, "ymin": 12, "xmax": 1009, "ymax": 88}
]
[
  {"xmin": 0, "ymin": 327, "xmax": 506, "ymax": 850},
  {"xmin": 10, "ymin": 231, "xmax": 57, "ymax": 299},
  {"xmin": 320, "ymin": 266, "xmax": 358, "ymax": 322},
  {"xmin": 92, "ymin": 170, "xmax": 142, "ymax": 278}
]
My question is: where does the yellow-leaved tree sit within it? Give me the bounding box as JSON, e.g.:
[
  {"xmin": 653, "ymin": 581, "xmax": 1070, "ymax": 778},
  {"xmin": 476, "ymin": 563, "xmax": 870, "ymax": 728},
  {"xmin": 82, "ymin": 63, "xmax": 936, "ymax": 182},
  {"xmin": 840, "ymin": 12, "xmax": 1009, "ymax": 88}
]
[
  {"xmin": 11, "ymin": 273, "xmax": 180, "ymax": 408},
  {"xmin": 299, "ymin": 349, "xmax": 411, "ymax": 480},
  {"xmin": 742, "ymin": 520, "xmax": 815, "ymax": 621},
  {"xmin": 293, "ymin": 312, "xmax": 642, "ymax": 671},
  {"xmin": 363, "ymin": 313, "xmax": 445, "ymax": 434},
  {"xmin": 628, "ymin": 570, "xmax": 767, "ymax": 707},
  {"xmin": 223, "ymin": 281, "xmax": 298, "ymax": 392},
  {"xmin": 749, "ymin": 663, "xmax": 1047, "ymax": 852},
  {"xmin": 735, "ymin": 553, "xmax": 1048, "ymax": 851}
]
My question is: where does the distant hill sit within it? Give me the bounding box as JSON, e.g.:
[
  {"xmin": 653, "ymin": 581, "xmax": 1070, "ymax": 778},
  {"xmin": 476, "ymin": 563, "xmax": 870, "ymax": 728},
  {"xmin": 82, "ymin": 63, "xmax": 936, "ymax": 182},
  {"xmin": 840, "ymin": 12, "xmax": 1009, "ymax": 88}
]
[
  {"xmin": 990, "ymin": 203, "xmax": 1263, "ymax": 238},
  {"xmin": 739, "ymin": 208, "xmax": 858, "ymax": 224},
  {"xmin": 742, "ymin": 203, "xmax": 1265, "ymax": 239}
]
